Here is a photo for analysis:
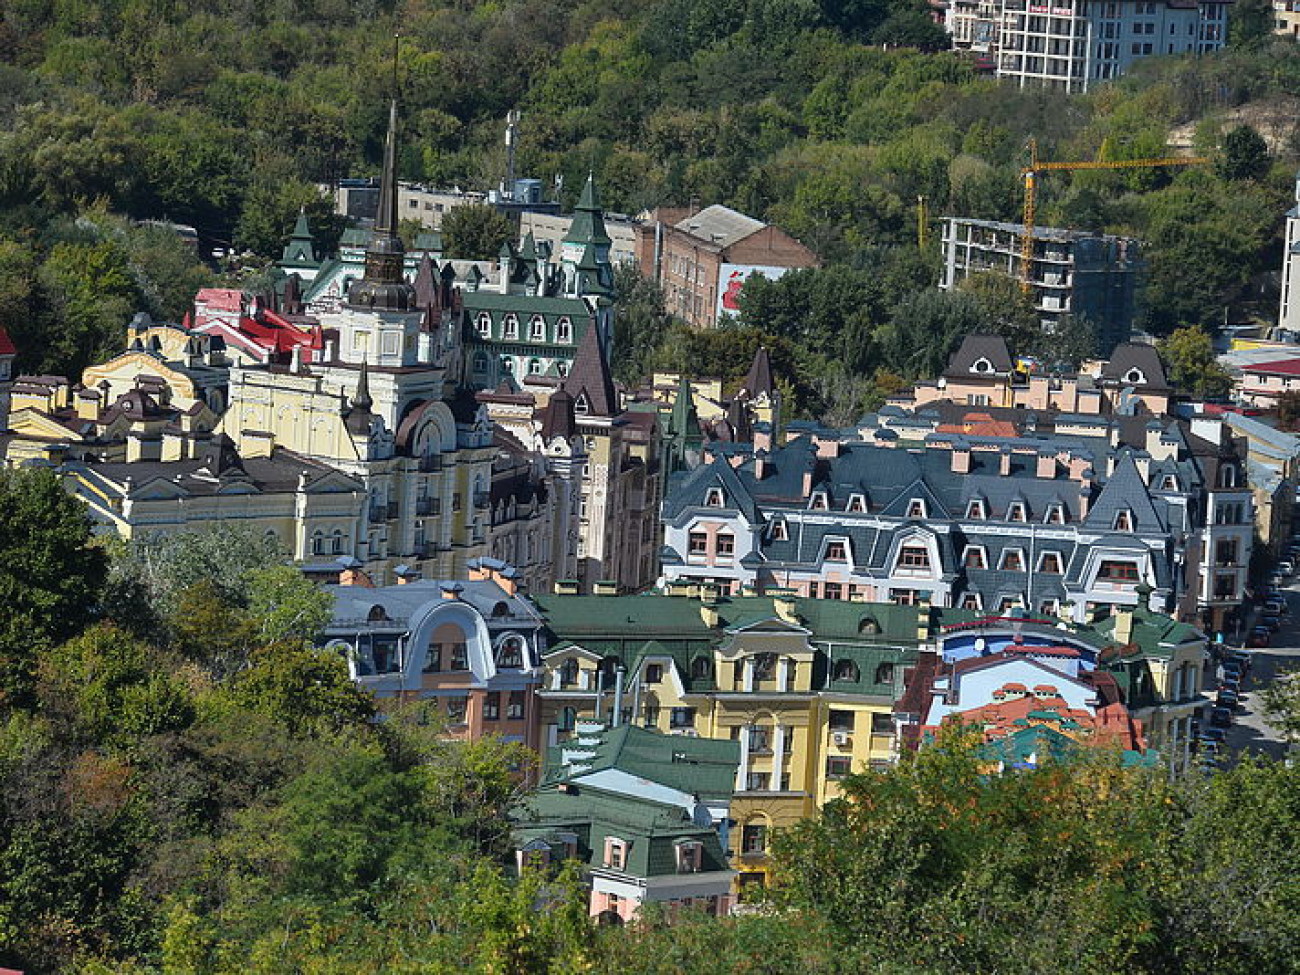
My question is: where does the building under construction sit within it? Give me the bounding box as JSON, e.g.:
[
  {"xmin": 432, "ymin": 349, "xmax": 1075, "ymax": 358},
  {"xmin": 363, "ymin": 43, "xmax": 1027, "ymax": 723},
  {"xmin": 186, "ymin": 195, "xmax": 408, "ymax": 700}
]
[{"xmin": 939, "ymin": 217, "xmax": 1144, "ymax": 357}]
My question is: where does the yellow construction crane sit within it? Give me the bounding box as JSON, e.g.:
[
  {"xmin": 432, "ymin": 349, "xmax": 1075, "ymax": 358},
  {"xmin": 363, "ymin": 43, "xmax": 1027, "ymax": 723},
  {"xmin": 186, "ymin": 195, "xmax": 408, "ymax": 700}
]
[{"xmin": 1018, "ymin": 138, "xmax": 1208, "ymax": 291}]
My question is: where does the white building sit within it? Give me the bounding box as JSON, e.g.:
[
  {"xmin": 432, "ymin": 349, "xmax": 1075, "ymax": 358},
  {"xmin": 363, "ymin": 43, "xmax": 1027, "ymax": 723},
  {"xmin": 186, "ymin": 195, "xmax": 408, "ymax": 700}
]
[
  {"xmin": 947, "ymin": 0, "xmax": 1231, "ymax": 92},
  {"xmin": 1280, "ymin": 170, "xmax": 1300, "ymax": 334}
]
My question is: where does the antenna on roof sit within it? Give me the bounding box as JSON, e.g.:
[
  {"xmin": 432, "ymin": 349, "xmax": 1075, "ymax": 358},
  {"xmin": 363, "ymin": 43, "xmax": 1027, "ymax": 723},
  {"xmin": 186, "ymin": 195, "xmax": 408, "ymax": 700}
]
[{"xmin": 392, "ymin": 33, "xmax": 401, "ymax": 99}]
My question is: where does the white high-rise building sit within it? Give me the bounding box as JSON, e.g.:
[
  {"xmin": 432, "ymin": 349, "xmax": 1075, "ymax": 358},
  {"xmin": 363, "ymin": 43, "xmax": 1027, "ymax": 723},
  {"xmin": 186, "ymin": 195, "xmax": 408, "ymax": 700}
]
[
  {"xmin": 947, "ymin": 0, "xmax": 1231, "ymax": 92},
  {"xmin": 1279, "ymin": 170, "xmax": 1300, "ymax": 334}
]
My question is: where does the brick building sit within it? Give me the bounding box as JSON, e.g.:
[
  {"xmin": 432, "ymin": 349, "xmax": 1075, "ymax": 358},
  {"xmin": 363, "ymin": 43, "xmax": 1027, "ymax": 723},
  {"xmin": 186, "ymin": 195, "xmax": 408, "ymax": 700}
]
[{"xmin": 635, "ymin": 205, "xmax": 819, "ymax": 328}]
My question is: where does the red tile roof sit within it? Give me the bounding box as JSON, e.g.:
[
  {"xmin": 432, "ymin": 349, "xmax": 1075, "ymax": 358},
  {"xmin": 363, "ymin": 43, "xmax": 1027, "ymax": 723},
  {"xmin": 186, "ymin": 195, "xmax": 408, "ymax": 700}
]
[
  {"xmin": 1242, "ymin": 357, "xmax": 1300, "ymax": 377},
  {"xmin": 0, "ymin": 326, "xmax": 15, "ymax": 356}
]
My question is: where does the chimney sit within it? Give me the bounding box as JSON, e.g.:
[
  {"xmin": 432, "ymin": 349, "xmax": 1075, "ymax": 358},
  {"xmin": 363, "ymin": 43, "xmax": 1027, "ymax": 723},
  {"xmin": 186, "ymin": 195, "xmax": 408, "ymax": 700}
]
[
  {"xmin": 700, "ymin": 603, "xmax": 720, "ymax": 628},
  {"xmin": 774, "ymin": 594, "xmax": 799, "ymax": 624},
  {"xmin": 75, "ymin": 388, "xmax": 100, "ymax": 421},
  {"xmin": 394, "ymin": 564, "xmax": 420, "ymax": 584},
  {"xmin": 611, "ymin": 664, "xmax": 626, "ymax": 728},
  {"xmin": 753, "ymin": 448, "xmax": 767, "ymax": 480},
  {"xmin": 340, "ymin": 565, "xmax": 375, "ymax": 588},
  {"xmin": 802, "ymin": 469, "xmax": 814, "ymax": 497},
  {"xmin": 753, "ymin": 425, "xmax": 772, "ymax": 453},
  {"xmin": 952, "ymin": 443, "xmax": 971, "ymax": 474},
  {"xmin": 441, "ymin": 582, "xmax": 464, "ymax": 600},
  {"xmin": 1113, "ymin": 606, "xmax": 1134, "ymax": 647},
  {"xmin": 999, "ymin": 447, "xmax": 1012, "ymax": 476},
  {"xmin": 1036, "ymin": 451, "xmax": 1056, "ymax": 479},
  {"xmin": 814, "ymin": 435, "xmax": 840, "ymax": 459},
  {"xmin": 325, "ymin": 338, "xmax": 336, "ymax": 362}
]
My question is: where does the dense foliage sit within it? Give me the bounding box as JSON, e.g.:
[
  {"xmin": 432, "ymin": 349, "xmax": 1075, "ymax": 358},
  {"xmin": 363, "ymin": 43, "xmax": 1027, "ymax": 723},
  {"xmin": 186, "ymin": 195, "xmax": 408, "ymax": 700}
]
[{"xmin": 0, "ymin": 1, "xmax": 1297, "ymax": 421}]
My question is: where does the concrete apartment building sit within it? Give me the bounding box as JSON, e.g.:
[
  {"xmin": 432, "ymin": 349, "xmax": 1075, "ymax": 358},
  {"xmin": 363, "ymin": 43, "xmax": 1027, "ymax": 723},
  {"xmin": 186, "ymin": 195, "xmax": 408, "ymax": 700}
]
[
  {"xmin": 946, "ymin": 0, "xmax": 1231, "ymax": 91},
  {"xmin": 940, "ymin": 217, "xmax": 1143, "ymax": 356},
  {"xmin": 635, "ymin": 205, "xmax": 819, "ymax": 328}
]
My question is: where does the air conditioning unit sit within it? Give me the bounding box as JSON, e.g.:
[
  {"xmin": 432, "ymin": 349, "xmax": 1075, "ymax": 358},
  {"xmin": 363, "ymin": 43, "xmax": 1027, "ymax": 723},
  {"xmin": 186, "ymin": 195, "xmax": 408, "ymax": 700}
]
[{"xmin": 833, "ymin": 731, "xmax": 851, "ymax": 746}]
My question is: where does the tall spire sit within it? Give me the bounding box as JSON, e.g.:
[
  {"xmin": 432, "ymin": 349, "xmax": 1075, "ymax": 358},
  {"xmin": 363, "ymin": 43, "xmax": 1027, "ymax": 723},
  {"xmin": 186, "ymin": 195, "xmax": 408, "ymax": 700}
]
[
  {"xmin": 352, "ymin": 359, "xmax": 373, "ymax": 411},
  {"xmin": 347, "ymin": 99, "xmax": 416, "ymax": 311},
  {"xmin": 563, "ymin": 172, "xmax": 611, "ymax": 252},
  {"xmin": 565, "ymin": 322, "xmax": 617, "ymax": 418}
]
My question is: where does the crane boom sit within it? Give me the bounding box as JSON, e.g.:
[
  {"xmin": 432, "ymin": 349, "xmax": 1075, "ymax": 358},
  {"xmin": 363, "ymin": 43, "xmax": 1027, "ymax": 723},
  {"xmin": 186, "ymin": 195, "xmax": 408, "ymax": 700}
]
[{"xmin": 1017, "ymin": 139, "xmax": 1208, "ymax": 291}]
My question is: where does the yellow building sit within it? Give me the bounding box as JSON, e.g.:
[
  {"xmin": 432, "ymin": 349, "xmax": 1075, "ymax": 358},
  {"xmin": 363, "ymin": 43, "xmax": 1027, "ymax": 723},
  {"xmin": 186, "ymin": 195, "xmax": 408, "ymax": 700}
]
[{"xmin": 532, "ymin": 591, "xmax": 920, "ymax": 887}]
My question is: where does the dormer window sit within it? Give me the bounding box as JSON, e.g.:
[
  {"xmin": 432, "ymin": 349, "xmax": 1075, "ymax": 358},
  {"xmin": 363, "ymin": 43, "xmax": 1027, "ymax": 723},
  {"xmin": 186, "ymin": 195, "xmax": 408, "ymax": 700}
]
[
  {"xmin": 1123, "ymin": 367, "xmax": 1146, "ymax": 385},
  {"xmin": 971, "ymin": 357, "xmax": 994, "ymax": 374},
  {"xmin": 1113, "ymin": 509, "xmax": 1133, "ymax": 532},
  {"xmin": 825, "ymin": 540, "xmax": 848, "ymax": 561},
  {"xmin": 503, "ymin": 314, "xmax": 519, "ymax": 339},
  {"xmin": 529, "ymin": 315, "xmax": 545, "ymax": 340},
  {"xmin": 906, "ymin": 498, "xmax": 927, "ymax": 519},
  {"xmin": 847, "ymin": 494, "xmax": 867, "ymax": 513},
  {"xmin": 961, "ymin": 593, "xmax": 982, "ymax": 610},
  {"xmin": 834, "ymin": 659, "xmax": 860, "ymax": 681},
  {"xmin": 1161, "ymin": 474, "xmax": 1178, "ymax": 491},
  {"xmin": 476, "ymin": 313, "xmax": 492, "ymax": 337},
  {"xmin": 1219, "ymin": 465, "xmax": 1238, "ymax": 489},
  {"xmin": 897, "ymin": 543, "xmax": 931, "ymax": 572},
  {"xmin": 528, "ymin": 358, "xmax": 542, "ymax": 374},
  {"xmin": 1044, "ymin": 503, "xmax": 1065, "ymax": 525},
  {"xmin": 1007, "ymin": 500, "xmax": 1027, "ymax": 523},
  {"xmin": 967, "ymin": 498, "xmax": 986, "ymax": 520},
  {"xmin": 1038, "ymin": 551, "xmax": 1063, "ymax": 574},
  {"xmin": 496, "ymin": 636, "xmax": 524, "ymax": 669},
  {"xmin": 705, "ymin": 486, "xmax": 725, "ymax": 507},
  {"xmin": 556, "ymin": 317, "xmax": 573, "ymax": 343},
  {"xmin": 1000, "ymin": 549, "xmax": 1025, "ymax": 571},
  {"xmin": 604, "ymin": 837, "xmax": 628, "ymax": 871},
  {"xmin": 675, "ymin": 840, "xmax": 704, "ymax": 874},
  {"xmin": 770, "ymin": 518, "xmax": 789, "ymax": 541},
  {"xmin": 810, "ymin": 492, "xmax": 829, "ymax": 511},
  {"xmin": 963, "ymin": 546, "xmax": 986, "ymax": 569}
]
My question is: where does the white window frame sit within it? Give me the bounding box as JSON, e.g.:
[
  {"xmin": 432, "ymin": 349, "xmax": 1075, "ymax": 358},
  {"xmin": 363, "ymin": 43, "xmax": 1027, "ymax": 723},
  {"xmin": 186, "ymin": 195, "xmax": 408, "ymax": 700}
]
[{"xmin": 1000, "ymin": 548, "xmax": 1026, "ymax": 572}]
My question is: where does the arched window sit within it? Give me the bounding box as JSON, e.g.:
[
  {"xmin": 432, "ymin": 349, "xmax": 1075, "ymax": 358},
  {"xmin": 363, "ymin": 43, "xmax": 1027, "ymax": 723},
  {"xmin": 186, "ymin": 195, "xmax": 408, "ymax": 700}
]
[
  {"xmin": 529, "ymin": 315, "xmax": 545, "ymax": 340},
  {"xmin": 500, "ymin": 356, "xmax": 514, "ymax": 374},
  {"xmin": 476, "ymin": 313, "xmax": 492, "ymax": 337},
  {"xmin": 874, "ymin": 662, "xmax": 895, "ymax": 685},
  {"xmin": 556, "ymin": 317, "xmax": 573, "ymax": 343},
  {"xmin": 834, "ymin": 659, "xmax": 860, "ymax": 682},
  {"xmin": 690, "ymin": 656, "xmax": 713, "ymax": 680},
  {"xmin": 367, "ymin": 605, "xmax": 389, "ymax": 622},
  {"xmin": 312, "ymin": 530, "xmax": 326, "ymax": 555},
  {"xmin": 331, "ymin": 529, "xmax": 345, "ymax": 555},
  {"xmin": 496, "ymin": 637, "xmax": 522, "ymax": 670},
  {"xmin": 503, "ymin": 314, "xmax": 519, "ymax": 339},
  {"xmin": 528, "ymin": 358, "xmax": 542, "ymax": 374},
  {"xmin": 858, "ymin": 616, "xmax": 880, "ymax": 635}
]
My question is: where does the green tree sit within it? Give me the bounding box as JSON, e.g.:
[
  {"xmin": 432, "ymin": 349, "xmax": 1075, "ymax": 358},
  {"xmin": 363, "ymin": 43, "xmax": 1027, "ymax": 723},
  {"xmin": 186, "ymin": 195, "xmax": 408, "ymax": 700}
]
[
  {"xmin": 1158, "ymin": 326, "xmax": 1233, "ymax": 398},
  {"xmin": 231, "ymin": 644, "xmax": 374, "ymax": 738},
  {"xmin": 1216, "ymin": 124, "xmax": 1270, "ymax": 181},
  {"xmin": 441, "ymin": 204, "xmax": 515, "ymax": 261},
  {"xmin": 0, "ymin": 468, "xmax": 107, "ymax": 704},
  {"xmin": 244, "ymin": 564, "xmax": 332, "ymax": 646},
  {"xmin": 611, "ymin": 262, "xmax": 670, "ymax": 387}
]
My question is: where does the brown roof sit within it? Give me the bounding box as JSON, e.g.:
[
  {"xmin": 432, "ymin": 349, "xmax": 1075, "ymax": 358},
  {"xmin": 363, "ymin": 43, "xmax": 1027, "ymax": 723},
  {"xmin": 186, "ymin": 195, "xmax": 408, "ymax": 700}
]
[{"xmin": 565, "ymin": 323, "xmax": 617, "ymax": 418}]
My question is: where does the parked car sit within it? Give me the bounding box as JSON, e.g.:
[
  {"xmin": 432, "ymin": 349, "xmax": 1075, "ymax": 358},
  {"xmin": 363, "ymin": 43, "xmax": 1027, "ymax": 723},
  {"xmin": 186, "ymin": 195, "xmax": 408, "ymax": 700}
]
[
  {"xmin": 1209, "ymin": 707, "xmax": 1233, "ymax": 728},
  {"xmin": 1219, "ymin": 679, "xmax": 1241, "ymax": 696},
  {"xmin": 1247, "ymin": 627, "xmax": 1271, "ymax": 648},
  {"xmin": 1230, "ymin": 651, "xmax": 1254, "ymax": 673},
  {"xmin": 1218, "ymin": 689, "xmax": 1240, "ymax": 709},
  {"xmin": 1260, "ymin": 614, "xmax": 1282, "ymax": 631},
  {"xmin": 1200, "ymin": 727, "xmax": 1228, "ymax": 744},
  {"xmin": 1280, "ymin": 560, "xmax": 1296, "ymax": 576},
  {"xmin": 1263, "ymin": 599, "xmax": 1288, "ymax": 617}
]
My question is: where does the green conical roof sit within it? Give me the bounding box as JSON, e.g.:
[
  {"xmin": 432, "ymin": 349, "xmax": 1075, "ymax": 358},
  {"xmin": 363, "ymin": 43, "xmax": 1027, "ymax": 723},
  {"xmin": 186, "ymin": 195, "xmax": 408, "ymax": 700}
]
[
  {"xmin": 564, "ymin": 173, "xmax": 611, "ymax": 249},
  {"xmin": 280, "ymin": 209, "xmax": 318, "ymax": 266},
  {"xmin": 670, "ymin": 373, "xmax": 703, "ymax": 445}
]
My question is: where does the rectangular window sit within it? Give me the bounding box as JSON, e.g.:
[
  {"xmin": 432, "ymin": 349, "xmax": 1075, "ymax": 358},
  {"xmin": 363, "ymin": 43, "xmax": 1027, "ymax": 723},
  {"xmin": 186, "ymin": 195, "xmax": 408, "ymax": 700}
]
[
  {"xmin": 688, "ymin": 531, "xmax": 708, "ymax": 557},
  {"xmin": 483, "ymin": 692, "xmax": 500, "ymax": 721},
  {"xmin": 670, "ymin": 707, "xmax": 696, "ymax": 729},
  {"xmin": 1039, "ymin": 552, "xmax": 1063, "ymax": 574},
  {"xmin": 716, "ymin": 533, "xmax": 735, "ymax": 561},
  {"xmin": 826, "ymin": 756, "xmax": 852, "ymax": 779},
  {"xmin": 742, "ymin": 824, "xmax": 768, "ymax": 853},
  {"xmin": 423, "ymin": 643, "xmax": 442, "ymax": 673},
  {"xmin": 890, "ymin": 589, "xmax": 920, "ymax": 606},
  {"xmin": 964, "ymin": 548, "xmax": 986, "ymax": 569},
  {"xmin": 823, "ymin": 582, "xmax": 842, "ymax": 600},
  {"xmin": 446, "ymin": 695, "xmax": 467, "ymax": 723},
  {"xmin": 871, "ymin": 712, "xmax": 894, "ymax": 735},
  {"xmin": 899, "ymin": 545, "xmax": 931, "ymax": 570},
  {"xmin": 606, "ymin": 839, "xmax": 626, "ymax": 870},
  {"xmin": 829, "ymin": 709, "xmax": 855, "ymax": 733},
  {"xmin": 450, "ymin": 643, "xmax": 469, "ymax": 670},
  {"xmin": 748, "ymin": 726, "xmax": 771, "ymax": 752},
  {"xmin": 745, "ymin": 772, "xmax": 770, "ymax": 792},
  {"xmin": 1098, "ymin": 561, "xmax": 1139, "ymax": 581},
  {"xmin": 825, "ymin": 541, "xmax": 847, "ymax": 561},
  {"xmin": 1001, "ymin": 550, "xmax": 1024, "ymax": 572},
  {"xmin": 1215, "ymin": 539, "xmax": 1239, "ymax": 566},
  {"xmin": 645, "ymin": 663, "xmax": 663, "ymax": 684}
]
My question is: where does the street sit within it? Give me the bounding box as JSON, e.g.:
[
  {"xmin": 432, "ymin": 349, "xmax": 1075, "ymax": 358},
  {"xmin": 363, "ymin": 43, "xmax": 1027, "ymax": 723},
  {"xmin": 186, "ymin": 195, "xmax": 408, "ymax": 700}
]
[{"xmin": 1216, "ymin": 584, "xmax": 1300, "ymax": 762}]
